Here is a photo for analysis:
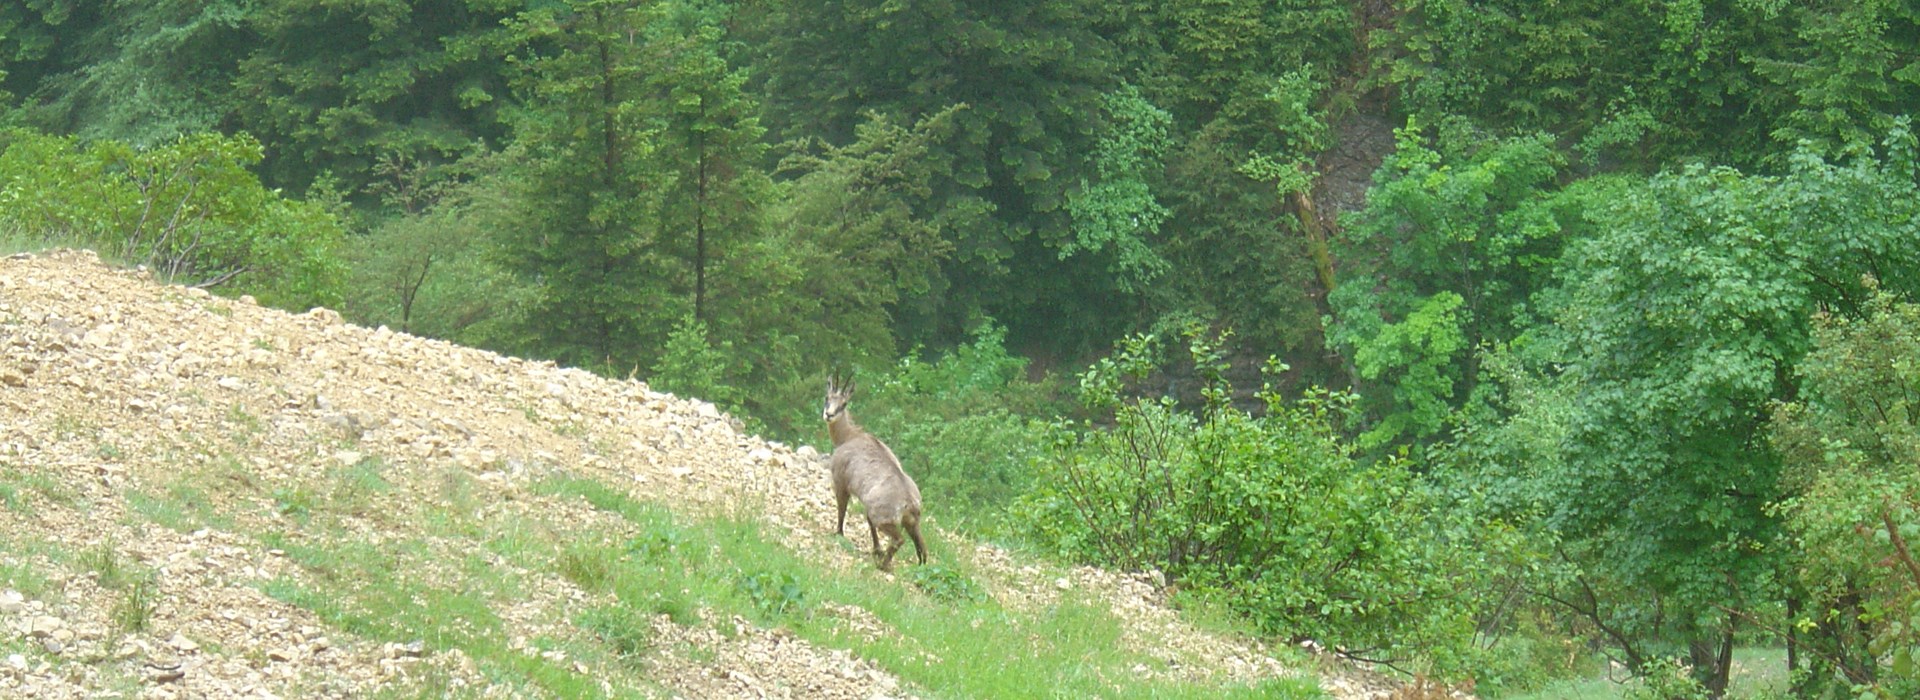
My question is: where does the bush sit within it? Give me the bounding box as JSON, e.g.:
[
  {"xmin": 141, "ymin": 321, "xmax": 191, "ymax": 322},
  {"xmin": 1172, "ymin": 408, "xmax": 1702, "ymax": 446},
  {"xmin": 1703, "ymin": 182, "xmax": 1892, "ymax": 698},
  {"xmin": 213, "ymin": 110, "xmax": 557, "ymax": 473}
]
[
  {"xmin": 0, "ymin": 128, "xmax": 346, "ymax": 309},
  {"xmin": 1017, "ymin": 326, "xmax": 1509, "ymax": 676},
  {"xmin": 1770, "ymin": 290, "xmax": 1920, "ymax": 699}
]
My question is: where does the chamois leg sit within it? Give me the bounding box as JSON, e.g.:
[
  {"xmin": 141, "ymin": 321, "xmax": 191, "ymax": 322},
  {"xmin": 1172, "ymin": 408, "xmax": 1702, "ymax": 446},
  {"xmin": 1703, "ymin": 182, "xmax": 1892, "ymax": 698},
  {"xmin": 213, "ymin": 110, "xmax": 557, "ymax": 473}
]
[
  {"xmin": 875, "ymin": 522, "xmax": 904, "ymax": 571},
  {"xmin": 834, "ymin": 488, "xmax": 850, "ymax": 536},
  {"xmin": 867, "ymin": 518, "xmax": 882, "ymax": 562},
  {"xmin": 905, "ymin": 519, "xmax": 927, "ymax": 565}
]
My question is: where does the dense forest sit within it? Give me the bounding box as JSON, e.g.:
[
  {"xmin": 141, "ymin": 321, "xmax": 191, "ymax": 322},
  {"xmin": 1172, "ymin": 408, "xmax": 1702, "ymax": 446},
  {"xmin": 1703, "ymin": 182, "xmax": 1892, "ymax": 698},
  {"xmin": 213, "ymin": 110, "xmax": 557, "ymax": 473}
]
[{"xmin": 2, "ymin": 1, "xmax": 1918, "ymax": 697}]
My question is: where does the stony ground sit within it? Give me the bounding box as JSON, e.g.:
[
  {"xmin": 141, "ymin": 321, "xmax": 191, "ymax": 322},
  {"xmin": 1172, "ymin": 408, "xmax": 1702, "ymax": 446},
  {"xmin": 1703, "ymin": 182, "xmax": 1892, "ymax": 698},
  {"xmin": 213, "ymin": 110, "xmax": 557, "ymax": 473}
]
[{"xmin": 0, "ymin": 250, "xmax": 1423, "ymax": 699}]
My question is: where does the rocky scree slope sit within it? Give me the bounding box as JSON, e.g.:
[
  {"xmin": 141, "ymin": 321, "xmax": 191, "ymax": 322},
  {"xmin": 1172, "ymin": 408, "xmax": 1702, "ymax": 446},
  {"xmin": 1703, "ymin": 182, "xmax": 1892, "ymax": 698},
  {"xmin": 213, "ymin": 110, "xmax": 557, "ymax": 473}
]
[{"xmin": 0, "ymin": 250, "xmax": 1410, "ymax": 699}]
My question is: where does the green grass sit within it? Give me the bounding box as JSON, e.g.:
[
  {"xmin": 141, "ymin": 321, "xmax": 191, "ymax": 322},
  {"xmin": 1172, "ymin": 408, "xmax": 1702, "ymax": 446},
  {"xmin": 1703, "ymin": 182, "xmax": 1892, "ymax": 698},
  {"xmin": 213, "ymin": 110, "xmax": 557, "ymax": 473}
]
[
  {"xmin": 535, "ymin": 475, "xmax": 1325, "ymax": 699},
  {"xmin": 0, "ymin": 481, "xmax": 22, "ymax": 513},
  {"xmin": 0, "ymin": 463, "xmax": 82, "ymax": 511},
  {"xmin": 127, "ymin": 481, "xmax": 227, "ymax": 532},
  {"xmin": 1498, "ymin": 648, "xmax": 1790, "ymax": 700},
  {"xmin": 259, "ymin": 535, "xmax": 650, "ymax": 700},
  {"xmin": 250, "ymin": 465, "xmax": 664, "ymax": 700},
  {"xmin": 76, "ymin": 543, "xmax": 161, "ymax": 634},
  {"xmin": 0, "ymin": 536, "xmax": 64, "ymax": 601},
  {"xmin": 197, "ymin": 461, "xmax": 1322, "ymax": 699}
]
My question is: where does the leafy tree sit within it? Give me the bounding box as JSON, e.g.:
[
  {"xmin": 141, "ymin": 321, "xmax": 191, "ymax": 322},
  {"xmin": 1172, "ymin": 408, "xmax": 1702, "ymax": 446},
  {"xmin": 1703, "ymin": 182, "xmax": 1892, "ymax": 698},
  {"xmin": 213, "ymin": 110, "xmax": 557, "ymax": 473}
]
[
  {"xmin": 1754, "ymin": 1, "xmax": 1920, "ymax": 156},
  {"xmin": 1471, "ymin": 125, "xmax": 1920, "ymax": 693},
  {"xmin": 1381, "ymin": 0, "xmax": 1792, "ymax": 168},
  {"xmin": 637, "ymin": 0, "xmax": 771, "ymax": 322},
  {"xmin": 1326, "ymin": 121, "xmax": 1574, "ymax": 447},
  {"xmin": 1063, "ymin": 83, "xmax": 1173, "ymax": 296},
  {"xmin": 1236, "ymin": 67, "xmax": 1337, "ymax": 304},
  {"xmin": 0, "ymin": 1, "xmax": 83, "ymax": 118},
  {"xmin": 230, "ymin": 0, "xmax": 526, "ymax": 195},
  {"xmin": 1020, "ymin": 326, "xmax": 1519, "ymax": 676},
  {"xmin": 344, "ymin": 148, "xmax": 532, "ymax": 345},
  {"xmin": 650, "ymin": 314, "xmax": 744, "ymax": 410},
  {"xmin": 14, "ymin": 0, "xmax": 246, "ymax": 145},
  {"xmin": 756, "ymin": 0, "xmax": 1124, "ymax": 353},
  {"xmin": 765, "ymin": 108, "xmax": 962, "ymax": 357},
  {"xmin": 1771, "ymin": 289, "xmax": 1920, "ymax": 699},
  {"xmin": 728, "ymin": 109, "xmax": 964, "ymax": 436},
  {"xmin": 1098, "ymin": 0, "xmax": 1358, "ymax": 132}
]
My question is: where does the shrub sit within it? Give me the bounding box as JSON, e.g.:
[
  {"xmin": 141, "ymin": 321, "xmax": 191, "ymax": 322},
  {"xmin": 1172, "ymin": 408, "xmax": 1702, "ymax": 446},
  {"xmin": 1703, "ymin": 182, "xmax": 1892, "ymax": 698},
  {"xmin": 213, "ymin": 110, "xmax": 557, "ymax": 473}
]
[
  {"xmin": 0, "ymin": 128, "xmax": 346, "ymax": 309},
  {"xmin": 1770, "ymin": 290, "xmax": 1920, "ymax": 699},
  {"xmin": 1018, "ymin": 326, "xmax": 1503, "ymax": 676}
]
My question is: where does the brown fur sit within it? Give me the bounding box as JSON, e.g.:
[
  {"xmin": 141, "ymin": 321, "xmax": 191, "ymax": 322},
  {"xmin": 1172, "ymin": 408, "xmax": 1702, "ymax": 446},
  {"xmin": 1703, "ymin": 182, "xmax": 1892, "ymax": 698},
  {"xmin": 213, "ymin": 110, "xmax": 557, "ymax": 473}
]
[{"xmin": 823, "ymin": 375, "xmax": 926, "ymax": 570}]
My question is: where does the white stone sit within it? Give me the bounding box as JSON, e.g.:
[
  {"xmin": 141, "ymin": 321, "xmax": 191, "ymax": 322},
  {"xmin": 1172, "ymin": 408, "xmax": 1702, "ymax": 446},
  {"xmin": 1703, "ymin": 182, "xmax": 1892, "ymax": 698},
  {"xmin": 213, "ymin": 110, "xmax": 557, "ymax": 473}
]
[
  {"xmin": 28, "ymin": 615, "xmax": 64, "ymax": 636},
  {"xmin": 168, "ymin": 633, "xmax": 199, "ymax": 653}
]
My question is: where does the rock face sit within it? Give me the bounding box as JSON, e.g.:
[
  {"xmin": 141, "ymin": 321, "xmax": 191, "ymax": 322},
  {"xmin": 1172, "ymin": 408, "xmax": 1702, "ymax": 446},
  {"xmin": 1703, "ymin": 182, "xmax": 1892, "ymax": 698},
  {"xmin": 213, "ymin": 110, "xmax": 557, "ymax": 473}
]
[{"xmin": 0, "ymin": 250, "xmax": 1417, "ymax": 699}]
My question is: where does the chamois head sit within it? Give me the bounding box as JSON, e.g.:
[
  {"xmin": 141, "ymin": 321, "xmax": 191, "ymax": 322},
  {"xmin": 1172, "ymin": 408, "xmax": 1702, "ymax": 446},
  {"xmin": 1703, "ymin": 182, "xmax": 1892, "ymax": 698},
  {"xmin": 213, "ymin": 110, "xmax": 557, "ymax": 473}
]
[{"xmin": 823, "ymin": 372, "xmax": 855, "ymax": 423}]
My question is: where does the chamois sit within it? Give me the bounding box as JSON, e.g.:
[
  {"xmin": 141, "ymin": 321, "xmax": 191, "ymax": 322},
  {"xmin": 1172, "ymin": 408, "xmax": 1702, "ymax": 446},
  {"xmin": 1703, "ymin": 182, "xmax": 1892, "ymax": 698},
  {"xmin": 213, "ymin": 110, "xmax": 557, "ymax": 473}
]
[{"xmin": 823, "ymin": 374, "xmax": 926, "ymax": 570}]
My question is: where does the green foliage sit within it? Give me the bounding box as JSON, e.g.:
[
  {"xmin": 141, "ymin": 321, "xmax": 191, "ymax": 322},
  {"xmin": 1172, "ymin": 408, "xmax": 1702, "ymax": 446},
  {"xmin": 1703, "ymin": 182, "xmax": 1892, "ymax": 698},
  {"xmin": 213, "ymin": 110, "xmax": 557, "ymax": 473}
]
[
  {"xmin": 903, "ymin": 563, "xmax": 984, "ymax": 604},
  {"xmin": 754, "ymin": 0, "xmax": 1131, "ymax": 354},
  {"xmin": 228, "ymin": 0, "xmax": 524, "ymax": 195},
  {"xmin": 1236, "ymin": 67, "xmax": 1332, "ymax": 196},
  {"xmin": 649, "ymin": 314, "xmax": 743, "ymax": 410},
  {"xmin": 1381, "ymin": 0, "xmax": 1790, "ymax": 167},
  {"xmin": 1622, "ymin": 658, "xmax": 1711, "ymax": 700},
  {"xmin": 849, "ymin": 322, "xmax": 1063, "ymax": 534},
  {"xmin": 497, "ymin": 0, "xmax": 675, "ymax": 373},
  {"xmin": 1464, "ymin": 125, "xmax": 1920, "ymax": 690},
  {"xmin": 1347, "ymin": 291, "xmax": 1465, "ymax": 448},
  {"xmin": 344, "ymin": 150, "xmax": 534, "ymax": 346},
  {"xmin": 762, "ymin": 107, "xmax": 959, "ymax": 356},
  {"xmin": 1104, "ymin": 0, "xmax": 1355, "ymax": 129},
  {"xmin": 1771, "ymin": 291, "xmax": 1920, "ymax": 699},
  {"xmin": 0, "ymin": 128, "xmax": 347, "ymax": 309},
  {"xmin": 1021, "ymin": 326, "xmax": 1516, "ymax": 676},
  {"xmin": 1154, "ymin": 123, "xmax": 1321, "ymax": 359},
  {"xmin": 1328, "ymin": 121, "xmax": 1573, "ymax": 449},
  {"xmin": 1063, "ymin": 83, "xmax": 1173, "ymax": 294},
  {"xmin": 577, "ymin": 604, "xmax": 652, "ymax": 659},
  {"xmin": 736, "ymin": 569, "xmax": 807, "ymax": 617},
  {"xmin": 13, "ymin": 0, "xmax": 245, "ymax": 146},
  {"xmin": 636, "ymin": 0, "xmax": 771, "ymax": 324},
  {"xmin": 1754, "ymin": 2, "xmax": 1920, "ymax": 157}
]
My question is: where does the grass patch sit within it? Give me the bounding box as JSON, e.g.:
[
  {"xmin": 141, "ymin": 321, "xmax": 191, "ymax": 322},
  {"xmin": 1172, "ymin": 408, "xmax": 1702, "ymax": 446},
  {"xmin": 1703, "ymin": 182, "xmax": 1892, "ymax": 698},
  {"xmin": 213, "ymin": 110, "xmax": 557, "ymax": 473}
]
[
  {"xmin": 127, "ymin": 482, "xmax": 226, "ymax": 532},
  {"xmin": 577, "ymin": 604, "xmax": 653, "ymax": 660},
  {"xmin": 253, "ymin": 476, "xmax": 662, "ymax": 700},
  {"xmin": 112, "ymin": 576, "xmax": 159, "ymax": 633},
  {"xmin": 0, "ymin": 462, "xmax": 82, "ymax": 511},
  {"xmin": 0, "ymin": 537, "xmax": 63, "ymax": 601},
  {"xmin": 1497, "ymin": 648, "xmax": 1792, "ymax": 700},
  {"xmin": 0, "ymin": 481, "xmax": 21, "ymax": 513},
  {"xmin": 259, "ymin": 541, "xmax": 644, "ymax": 700},
  {"xmin": 536, "ymin": 474, "xmax": 1325, "ymax": 699},
  {"xmin": 78, "ymin": 543, "xmax": 160, "ymax": 634}
]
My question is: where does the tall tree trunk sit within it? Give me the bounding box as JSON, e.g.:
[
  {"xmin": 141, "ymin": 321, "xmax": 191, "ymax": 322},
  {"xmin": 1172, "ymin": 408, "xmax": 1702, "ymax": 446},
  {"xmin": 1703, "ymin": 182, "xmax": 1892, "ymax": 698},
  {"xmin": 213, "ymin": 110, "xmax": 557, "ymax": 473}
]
[
  {"xmin": 1688, "ymin": 625, "xmax": 1736, "ymax": 699},
  {"xmin": 1290, "ymin": 188, "xmax": 1336, "ymax": 304}
]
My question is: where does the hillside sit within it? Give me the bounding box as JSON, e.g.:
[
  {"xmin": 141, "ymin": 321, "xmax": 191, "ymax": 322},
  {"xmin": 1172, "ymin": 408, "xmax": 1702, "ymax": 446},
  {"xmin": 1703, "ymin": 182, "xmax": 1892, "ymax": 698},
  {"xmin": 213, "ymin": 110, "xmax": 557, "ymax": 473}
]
[{"xmin": 0, "ymin": 250, "xmax": 1417, "ymax": 699}]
